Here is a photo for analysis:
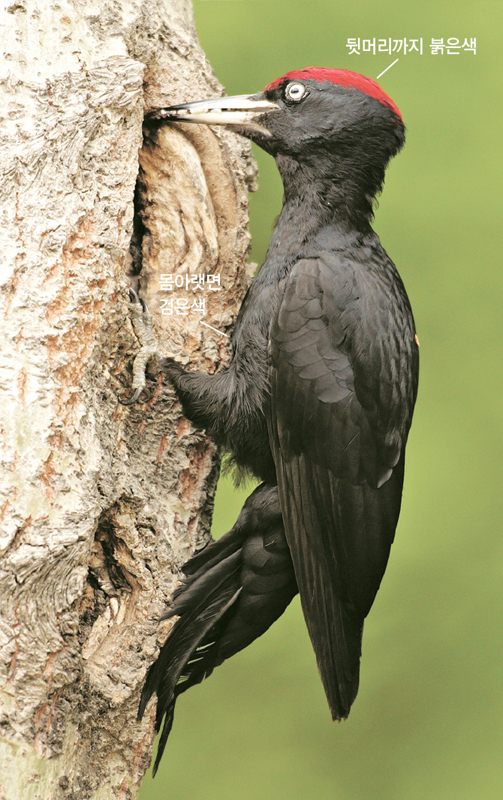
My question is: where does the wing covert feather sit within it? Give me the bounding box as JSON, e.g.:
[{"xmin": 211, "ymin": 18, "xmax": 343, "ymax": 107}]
[{"xmin": 268, "ymin": 255, "xmax": 418, "ymax": 720}]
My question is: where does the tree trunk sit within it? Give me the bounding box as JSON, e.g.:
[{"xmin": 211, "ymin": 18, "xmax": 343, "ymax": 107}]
[{"xmin": 0, "ymin": 1, "xmax": 254, "ymax": 797}]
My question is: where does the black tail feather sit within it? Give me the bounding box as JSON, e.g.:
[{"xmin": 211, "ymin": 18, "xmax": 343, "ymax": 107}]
[
  {"xmin": 139, "ymin": 483, "xmax": 298, "ymax": 774},
  {"xmin": 138, "ymin": 548, "xmax": 242, "ymax": 720},
  {"xmin": 142, "ymin": 584, "xmax": 242, "ymax": 776},
  {"xmin": 180, "ymin": 525, "xmax": 245, "ymax": 578}
]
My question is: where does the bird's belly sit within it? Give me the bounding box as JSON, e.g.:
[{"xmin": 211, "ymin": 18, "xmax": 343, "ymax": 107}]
[{"xmin": 228, "ymin": 413, "xmax": 277, "ymax": 485}]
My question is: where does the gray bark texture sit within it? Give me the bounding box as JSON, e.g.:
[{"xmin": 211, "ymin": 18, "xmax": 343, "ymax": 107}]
[{"xmin": 0, "ymin": 1, "xmax": 255, "ymax": 797}]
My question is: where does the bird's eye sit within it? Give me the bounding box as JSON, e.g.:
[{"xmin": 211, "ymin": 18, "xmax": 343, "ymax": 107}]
[{"xmin": 284, "ymin": 82, "xmax": 307, "ymax": 103}]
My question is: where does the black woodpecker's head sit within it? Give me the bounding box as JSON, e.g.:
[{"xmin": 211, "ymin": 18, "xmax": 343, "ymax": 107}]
[{"xmin": 151, "ymin": 68, "xmax": 405, "ymax": 227}]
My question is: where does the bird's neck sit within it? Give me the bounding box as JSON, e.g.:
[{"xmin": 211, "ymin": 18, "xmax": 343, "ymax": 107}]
[
  {"xmin": 258, "ymin": 154, "xmax": 376, "ymax": 280},
  {"xmin": 275, "ymin": 152, "xmax": 379, "ymax": 233}
]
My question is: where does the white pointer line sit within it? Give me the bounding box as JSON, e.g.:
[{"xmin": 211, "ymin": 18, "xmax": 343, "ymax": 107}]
[
  {"xmin": 201, "ymin": 320, "xmax": 229, "ymax": 337},
  {"xmin": 376, "ymin": 59, "xmax": 399, "ymax": 80}
]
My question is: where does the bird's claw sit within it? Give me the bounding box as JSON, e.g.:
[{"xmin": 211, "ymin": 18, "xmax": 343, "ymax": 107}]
[
  {"xmin": 119, "ymin": 386, "xmax": 144, "ymax": 406},
  {"xmin": 128, "ymin": 287, "xmax": 147, "ymax": 310},
  {"xmin": 119, "ymin": 289, "xmax": 162, "ymax": 405}
]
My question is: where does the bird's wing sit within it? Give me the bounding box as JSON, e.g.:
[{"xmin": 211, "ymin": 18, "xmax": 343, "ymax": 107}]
[{"xmin": 268, "ymin": 255, "xmax": 418, "ymax": 719}]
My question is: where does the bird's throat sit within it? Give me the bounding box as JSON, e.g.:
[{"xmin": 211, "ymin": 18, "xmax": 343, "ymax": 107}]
[{"xmin": 275, "ymin": 153, "xmax": 378, "ymax": 233}]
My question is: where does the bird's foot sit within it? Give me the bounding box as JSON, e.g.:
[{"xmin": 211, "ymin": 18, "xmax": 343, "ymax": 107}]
[{"xmin": 119, "ymin": 289, "xmax": 165, "ymax": 405}]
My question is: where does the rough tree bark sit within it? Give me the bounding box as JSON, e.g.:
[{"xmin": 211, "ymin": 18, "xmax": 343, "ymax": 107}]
[{"xmin": 0, "ymin": 1, "xmax": 255, "ymax": 797}]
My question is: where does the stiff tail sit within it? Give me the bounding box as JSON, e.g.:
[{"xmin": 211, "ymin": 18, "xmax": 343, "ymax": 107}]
[{"xmin": 138, "ymin": 483, "xmax": 297, "ymax": 774}]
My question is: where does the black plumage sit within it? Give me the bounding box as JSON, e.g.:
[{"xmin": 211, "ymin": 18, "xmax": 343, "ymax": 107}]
[
  {"xmin": 139, "ymin": 485, "xmax": 296, "ymax": 774},
  {"xmin": 133, "ymin": 68, "xmax": 419, "ymax": 771}
]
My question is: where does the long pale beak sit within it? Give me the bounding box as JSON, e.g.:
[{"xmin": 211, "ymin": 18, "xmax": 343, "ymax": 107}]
[{"xmin": 147, "ymin": 94, "xmax": 280, "ymax": 134}]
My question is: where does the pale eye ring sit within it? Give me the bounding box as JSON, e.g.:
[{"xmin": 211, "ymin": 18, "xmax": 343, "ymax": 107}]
[{"xmin": 285, "ymin": 82, "xmax": 307, "ymax": 102}]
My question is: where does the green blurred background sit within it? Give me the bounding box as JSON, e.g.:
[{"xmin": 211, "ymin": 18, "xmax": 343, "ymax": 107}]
[{"xmin": 141, "ymin": 1, "xmax": 503, "ymax": 798}]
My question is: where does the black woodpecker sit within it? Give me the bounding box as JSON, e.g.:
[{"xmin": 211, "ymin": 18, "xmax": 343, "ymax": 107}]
[{"xmin": 130, "ymin": 68, "xmax": 419, "ymax": 773}]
